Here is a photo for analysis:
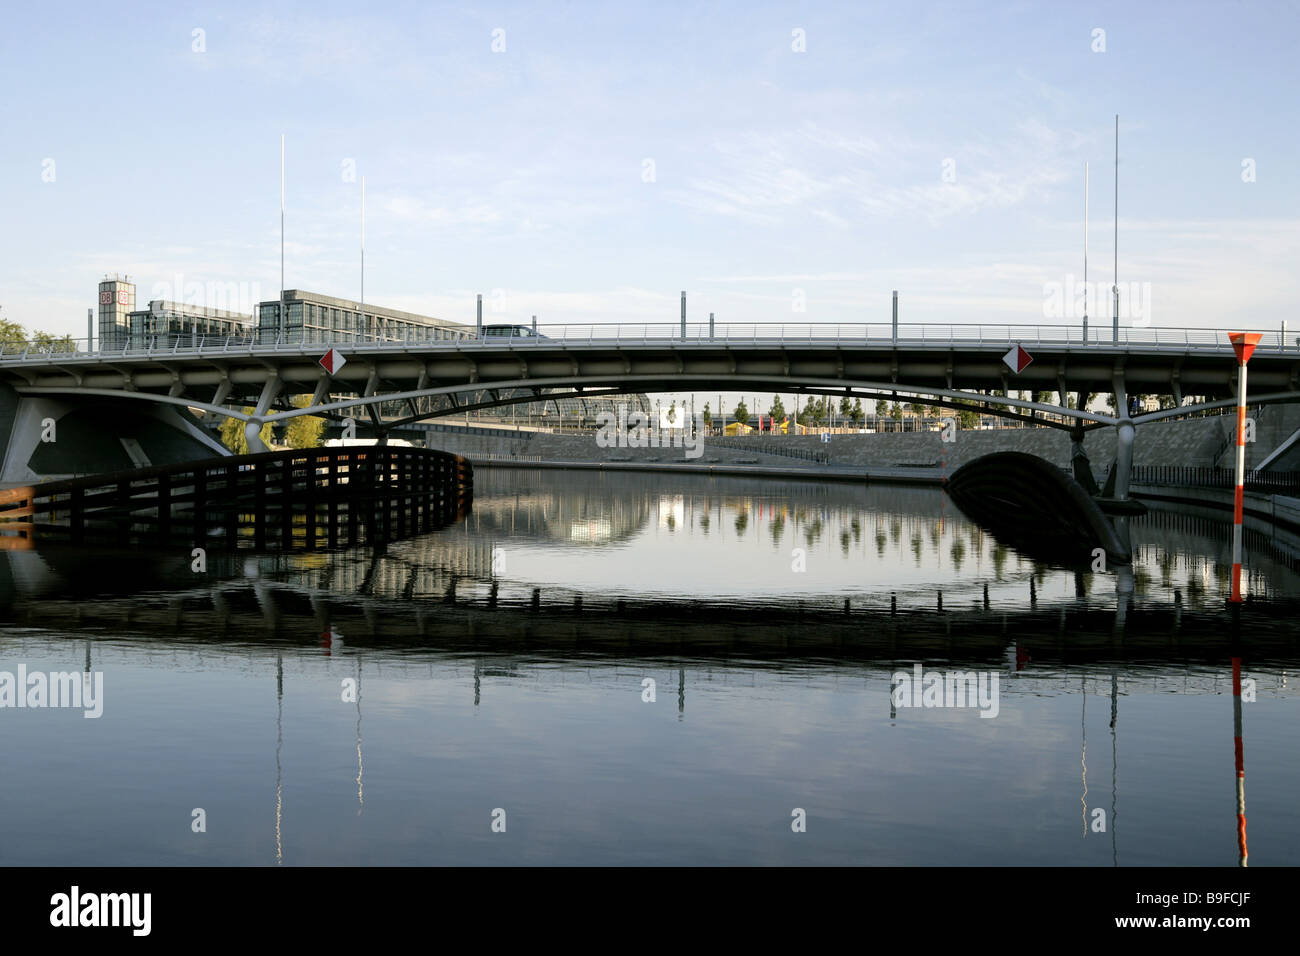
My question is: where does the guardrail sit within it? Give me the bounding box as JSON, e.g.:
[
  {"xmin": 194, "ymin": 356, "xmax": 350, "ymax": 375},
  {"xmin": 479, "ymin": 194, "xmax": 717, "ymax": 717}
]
[
  {"xmin": 0, "ymin": 445, "xmax": 472, "ymax": 550},
  {"xmin": 1130, "ymin": 464, "xmax": 1300, "ymax": 496},
  {"xmin": 0, "ymin": 322, "xmax": 1288, "ymax": 363},
  {"xmin": 708, "ymin": 436, "xmax": 832, "ymax": 463}
]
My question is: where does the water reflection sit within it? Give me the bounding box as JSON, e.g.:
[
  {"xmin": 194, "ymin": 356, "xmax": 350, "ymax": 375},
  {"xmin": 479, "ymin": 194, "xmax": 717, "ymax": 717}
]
[
  {"xmin": 0, "ymin": 470, "xmax": 1297, "ymax": 866},
  {"xmin": 2, "ymin": 621, "xmax": 1291, "ymax": 866}
]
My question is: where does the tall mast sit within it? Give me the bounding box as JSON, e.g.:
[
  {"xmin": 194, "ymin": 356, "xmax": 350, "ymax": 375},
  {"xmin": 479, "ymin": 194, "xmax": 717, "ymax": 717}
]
[
  {"xmin": 1112, "ymin": 115, "xmax": 1119, "ymax": 344},
  {"xmin": 280, "ymin": 134, "xmax": 286, "ymax": 342},
  {"xmin": 361, "ymin": 175, "xmax": 366, "ymax": 339}
]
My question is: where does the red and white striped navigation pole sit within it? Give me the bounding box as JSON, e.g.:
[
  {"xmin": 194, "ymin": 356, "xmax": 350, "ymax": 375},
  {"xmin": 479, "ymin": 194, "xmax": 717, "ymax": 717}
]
[
  {"xmin": 1228, "ymin": 332, "xmax": 1263, "ymax": 603},
  {"xmin": 1232, "ymin": 656, "xmax": 1248, "ymax": 866}
]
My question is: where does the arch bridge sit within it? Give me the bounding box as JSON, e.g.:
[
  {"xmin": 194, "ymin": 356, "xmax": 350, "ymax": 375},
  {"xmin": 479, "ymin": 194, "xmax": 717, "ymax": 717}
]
[{"xmin": 1, "ymin": 321, "xmax": 1293, "ymax": 495}]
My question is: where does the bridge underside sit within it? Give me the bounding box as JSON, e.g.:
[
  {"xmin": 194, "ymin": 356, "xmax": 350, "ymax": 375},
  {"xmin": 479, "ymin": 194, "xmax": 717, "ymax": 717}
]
[{"xmin": 0, "ymin": 382, "xmax": 227, "ymax": 485}]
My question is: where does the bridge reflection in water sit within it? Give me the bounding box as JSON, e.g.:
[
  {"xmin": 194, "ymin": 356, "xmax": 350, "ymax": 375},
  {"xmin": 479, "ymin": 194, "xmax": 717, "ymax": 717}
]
[{"xmin": 0, "ymin": 469, "xmax": 1292, "ymax": 866}]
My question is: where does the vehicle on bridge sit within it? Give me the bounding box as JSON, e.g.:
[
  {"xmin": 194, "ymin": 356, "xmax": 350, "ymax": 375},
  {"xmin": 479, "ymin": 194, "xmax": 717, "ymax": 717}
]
[{"xmin": 479, "ymin": 324, "xmax": 548, "ymax": 340}]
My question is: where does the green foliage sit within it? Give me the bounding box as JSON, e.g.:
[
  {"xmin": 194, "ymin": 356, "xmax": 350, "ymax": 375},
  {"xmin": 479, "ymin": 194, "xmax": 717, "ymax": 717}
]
[
  {"xmin": 850, "ymin": 398, "xmax": 865, "ymax": 424},
  {"xmin": 0, "ymin": 319, "xmax": 28, "ymax": 345},
  {"xmin": 0, "ymin": 319, "xmax": 72, "ymax": 351},
  {"xmin": 733, "ymin": 399, "xmax": 749, "ymax": 426},
  {"xmin": 31, "ymin": 331, "xmax": 76, "ymax": 352},
  {"xmin": 701, "ymin": 402, "xmax": 712, "ymax": 426},
  {"xmin": 769, "ymin": 394, "xmax": 786, "ymax": 422},
  {"xmin": 798, "ymin": 397, "xmax": 831, "ymax": 426},
  {"xmin": 284, "ymin": 395, "xmax": 326, "ymax": 449},
  {"xmin": 985, "ymin": 389, "xmax": 1009, "ymax": 412},
  {"xmin": 220, "ymin": 408, "xmax": 273, "ymax": 455}
]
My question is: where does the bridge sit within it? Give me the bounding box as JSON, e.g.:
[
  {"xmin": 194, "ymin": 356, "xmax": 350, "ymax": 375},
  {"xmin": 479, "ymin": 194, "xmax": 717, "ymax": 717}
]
[{"xmin": 1, "ymin": 321, "xmax": 1295, "ymax": 496}]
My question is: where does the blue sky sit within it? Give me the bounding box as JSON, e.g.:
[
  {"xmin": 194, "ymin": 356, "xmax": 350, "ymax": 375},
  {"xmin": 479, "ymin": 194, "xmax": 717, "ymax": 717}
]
[{"xmin": 3, "ymin": 0, "xmax": 1297, "ymax": 364}]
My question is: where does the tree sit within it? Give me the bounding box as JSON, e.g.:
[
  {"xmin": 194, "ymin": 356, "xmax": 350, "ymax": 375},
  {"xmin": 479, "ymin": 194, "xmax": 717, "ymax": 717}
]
[
  {"xmin": 850, "ymin": 398, "xmax": 865, "ymax": 425},
  {"xmin": 220, "ymin": 408, "xmax": 273, "ymax": 455},
  {"xmin": 805, "ymin": 397, "xmax": 828, "ymax": 426},
  {"xmin": 945, "ymin": 396, "xmax": 979, "ymax": 430},
  {"xmin": 702, "ymin": 402, "xmax": 712, "ymax": 428},
  {"xmin": 839, "ymin": 396, "xmax": 852, "ymax": 423},
  {"xmin": 733, "ymin": 399, "xmax": 749, "ymax": 426},
  {"xmin": 770, "ymin": 394, "xmax": 786, "ymax": 422},
  {"xmin": 284, "ymin": 395, "xmax": 326, "ymax": 449},
  {"xmin": 31, "ymin": 331, "xmax": 76, "ymax": 352},
  {"xmin": 0, "ymin": 318, "xmax": 73, "ymax": 352},
  {"xmin": 0, "ymin": 318, "xmax": 30, "ymax": 348},
  {"xmin": 984, "ymin": 389, "xmax": 1009, "ymax": 412}
]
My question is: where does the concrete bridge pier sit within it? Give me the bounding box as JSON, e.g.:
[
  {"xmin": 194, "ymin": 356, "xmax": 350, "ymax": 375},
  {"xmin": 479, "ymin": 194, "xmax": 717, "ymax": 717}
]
[
  {"xmin": 1114, "ymin": 418, "xmax": 1136, "ymax": 500},
  {"xmin": 1102, "ymin": 371, "xmax": 1136, "ymax": 501}
]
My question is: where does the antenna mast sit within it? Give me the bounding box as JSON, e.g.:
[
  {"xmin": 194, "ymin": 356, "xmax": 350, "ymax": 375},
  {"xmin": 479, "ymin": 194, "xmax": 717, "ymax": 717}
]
[
  {"xmin": 1112, "ymin": 114, "xmax": 1119, "ymax": 344},
  {"xmin": 361, "ymin": 175, "xmax": 366, "ymax": 335},
  {"xmin": 280, "ymin": 134, "xmax": 286, "ymax": 343}
]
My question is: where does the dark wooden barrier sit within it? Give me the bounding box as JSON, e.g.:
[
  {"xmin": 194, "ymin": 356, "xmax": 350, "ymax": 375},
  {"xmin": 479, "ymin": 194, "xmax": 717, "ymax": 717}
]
[{"xmin": 0, "ymin": 445, "xmax": 473, "ymax": 551}]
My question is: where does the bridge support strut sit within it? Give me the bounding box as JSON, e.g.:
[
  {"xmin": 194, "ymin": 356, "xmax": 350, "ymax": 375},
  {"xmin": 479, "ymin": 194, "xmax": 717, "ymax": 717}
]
[
  {"xmin": 1111, "ymin": 370, "xmax": 1135, "ymax": 501},
  {"xmin": 245, "ymin": 377, "xmax": 282, "ymax": 454}
]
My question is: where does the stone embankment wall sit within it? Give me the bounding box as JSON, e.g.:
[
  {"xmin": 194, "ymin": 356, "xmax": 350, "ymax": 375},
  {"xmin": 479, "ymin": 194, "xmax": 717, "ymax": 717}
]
[{"xmin": 418, "ymin": 411, "xmax": 1300, "ymax": 477}]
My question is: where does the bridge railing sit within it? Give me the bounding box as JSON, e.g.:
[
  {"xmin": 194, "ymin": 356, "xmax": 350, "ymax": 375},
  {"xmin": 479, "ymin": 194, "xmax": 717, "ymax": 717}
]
[{"xmin": 0, "ymin": 322, "xmax": 1291, "ymax": 362}]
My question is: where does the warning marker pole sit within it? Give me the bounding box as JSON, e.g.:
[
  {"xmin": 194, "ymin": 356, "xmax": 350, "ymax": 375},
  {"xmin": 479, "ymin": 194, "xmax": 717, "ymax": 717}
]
[
  {"xmin": 1232, "ymin": 655, "xmax": 1248, "ymax": 867},
  {"xmin": 1228, "ymin": 332, "xmax": 1262, "ymax": 603}
]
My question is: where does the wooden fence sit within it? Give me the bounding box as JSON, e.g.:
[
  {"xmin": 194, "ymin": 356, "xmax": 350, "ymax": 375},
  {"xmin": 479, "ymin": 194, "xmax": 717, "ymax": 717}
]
[{"xmin": 0, "ymin": 445, "xmax": 473, "ymax": 551}]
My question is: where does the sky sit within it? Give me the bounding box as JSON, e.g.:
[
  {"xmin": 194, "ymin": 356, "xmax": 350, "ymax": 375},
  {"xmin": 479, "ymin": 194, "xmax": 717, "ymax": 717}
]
[{"xmin": 2, "ymin": 1, "xmax": 1297, "ymax": 413}]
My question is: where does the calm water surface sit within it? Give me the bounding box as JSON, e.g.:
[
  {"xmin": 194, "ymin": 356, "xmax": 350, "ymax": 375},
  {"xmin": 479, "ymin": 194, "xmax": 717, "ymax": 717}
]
[{"xmin": 0, "ymin": 470, "xmax": 1296, "ymax": 865}]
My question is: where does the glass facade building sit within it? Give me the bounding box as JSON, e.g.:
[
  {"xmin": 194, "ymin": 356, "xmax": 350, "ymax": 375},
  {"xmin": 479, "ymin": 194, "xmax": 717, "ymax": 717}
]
[
  {"xmin": 256, "ymin": 290, "xmax": 469, "ymax": 345},
  {"xmin": 127, "ymin": 300, "xmax": 252, "ymax": 349}
]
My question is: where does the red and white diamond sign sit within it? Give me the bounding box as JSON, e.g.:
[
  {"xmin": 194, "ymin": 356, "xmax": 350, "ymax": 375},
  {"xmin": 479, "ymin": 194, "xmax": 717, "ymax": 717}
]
[
  {"xmin": 318, "ymin": 348, "xmax": 347, "ymax": 375},
  {"xmin": 1002, "ymin": 344, "xmax": 1033, "ymax": 374}
]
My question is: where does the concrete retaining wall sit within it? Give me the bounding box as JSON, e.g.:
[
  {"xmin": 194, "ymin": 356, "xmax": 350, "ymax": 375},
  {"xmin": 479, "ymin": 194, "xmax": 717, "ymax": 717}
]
[{"xmin": 425, "ymin": 413, "xmax": 1246, "ymax": 478}]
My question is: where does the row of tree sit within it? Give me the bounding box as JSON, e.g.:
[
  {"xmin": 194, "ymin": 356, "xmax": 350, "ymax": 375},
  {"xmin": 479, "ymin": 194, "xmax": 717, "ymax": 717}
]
[
  {"xmin": 695, "ymin": 387, "xmax": 1185, "ymax": 431},
  {"xmin": 0, "ymin": 317, "xmax": 76, "ymax": 351}
]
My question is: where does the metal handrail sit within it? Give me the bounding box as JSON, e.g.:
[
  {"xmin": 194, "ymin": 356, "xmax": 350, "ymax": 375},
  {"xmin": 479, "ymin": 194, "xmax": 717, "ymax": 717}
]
[{"xmin": 0, "ymin": 322, "xmax": 1286, "ymax": 363}]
